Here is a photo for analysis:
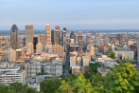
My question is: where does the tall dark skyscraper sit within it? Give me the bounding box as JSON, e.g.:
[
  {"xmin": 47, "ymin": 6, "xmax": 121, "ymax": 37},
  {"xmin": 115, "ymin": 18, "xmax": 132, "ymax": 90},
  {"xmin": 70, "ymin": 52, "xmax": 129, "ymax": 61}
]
[
  {"xmin": 62, "ymin": 28, "xmax": 67, "ymax": 51},
  {"xmin": 34, "ymin": 37, "xmax": 38, "ymax": 50},
  {"xmin": 51, "ymin": 29, "xmax": 54, "ymax": 45},
  {"xmin": 55, "ymin": 26, "xmax": 60, "ymax": 44},
  {"xmin": 10, "ymin": 24, "xmax": 19, "ymax": 49}
]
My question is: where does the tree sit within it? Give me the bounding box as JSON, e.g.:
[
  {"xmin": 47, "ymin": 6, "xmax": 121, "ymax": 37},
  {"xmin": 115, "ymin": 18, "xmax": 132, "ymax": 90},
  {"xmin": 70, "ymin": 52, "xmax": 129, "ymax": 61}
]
[
  {"xmin": 104, "ymin": 62, "xmax": 139, "ymax": 93},
  {"xmin": 0, "ymin": 84, "xmax": 15, "ymax": 93},
  {"xmin": 40, "ymin": 77, "xmax": 61, "ymax": 93},
  {"xmin": 87, "ymin": 63, "xmax": 102, "ymax": 73},
  {"xmin": 57, "ymin": 73, "xmax": 99, "ymax": 93},
  {"xmin": 104, "ymin": 49, "xmax": 116, "ymax": 59}
]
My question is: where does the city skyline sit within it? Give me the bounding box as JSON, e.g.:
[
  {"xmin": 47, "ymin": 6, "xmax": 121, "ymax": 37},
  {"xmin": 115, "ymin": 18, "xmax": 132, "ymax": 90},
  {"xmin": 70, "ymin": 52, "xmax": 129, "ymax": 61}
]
[{"xmin": 0, "ymin": 0, "xmax": 139, "ymax": 30}]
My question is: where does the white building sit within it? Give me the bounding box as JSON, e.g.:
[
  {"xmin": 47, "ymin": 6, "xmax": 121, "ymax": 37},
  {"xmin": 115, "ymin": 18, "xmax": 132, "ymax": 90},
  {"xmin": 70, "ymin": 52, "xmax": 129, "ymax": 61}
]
[
  {"xmin": 0, "ymin": 62, "xmax": 25, "ymax": 84},
  {"xmin": 43, "ymin": 58, "xmax": 62, "ymax": 76}
]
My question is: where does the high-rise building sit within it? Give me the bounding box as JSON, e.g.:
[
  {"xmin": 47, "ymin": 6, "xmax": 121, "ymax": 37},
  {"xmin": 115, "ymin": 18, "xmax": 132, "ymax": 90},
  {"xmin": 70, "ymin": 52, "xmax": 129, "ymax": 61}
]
[
  {"xmin": 95, "ymin": 33, "xmax": 101, "ymax": 46},
  {"xmin": 51, "ymin": 29, "xmax": 55, "ymax": 45},
  {"xmin": 70, "ymin": 31, "xmax": 76, "ymax": 45},
  {"xmin": 78, "ymin": 31, "xmax": 85, "ymax": 48},
  {"xmin": 103, "ymin": 33, "xmax": 109, "ymax": 45},
  {"xmin": 27, "ymin": 43, "xmax": 34, "ymax": 54},
  {"xmin": 0, "ymin": 36, "xmax": 2, "ymax": 51},
  {"xmin": 33, "ymin": 37, "xmax": 38, "ymax": 50},
  {"xmin": 36, "ymin": 43, "xmax": 43, "ymax": 54},
  {"xmin": 118, "ymin": 33, "xmax": 124, "ymax": 47},
  {"xmin": 51, "ymin": 44, "xmax": 64, "ymax": 63},
  {"xmin": 82, "ymin": 56, "xmax": 90, "ymax": 66},
  {"xmin": 62, "ymin": 28, "xmax": 67, "ymax": 51},
  {"xmin": 55, "ymin": 26, "xmax": 60, "ymax": 44},
  {"xmin": 10, "ymin": 24, "xmax": 19, "ymax": 49},
  {"xmin": 38, "ymin": 34, "xmax": 46, "ymax": 44},
  {"xmin": 86, "ymin": 33, "xmax": 91, "ymax": 46},
  {"xmin": 46, "ymin": 24, "xmax": 52, "ymax": 45},
  {"xmin": 25, "ymin": 25, "xmax": 34, "ymax": 52},
  {"xmin": 70, "ymin": 55, "xmax": 76, "ymax": 68}
]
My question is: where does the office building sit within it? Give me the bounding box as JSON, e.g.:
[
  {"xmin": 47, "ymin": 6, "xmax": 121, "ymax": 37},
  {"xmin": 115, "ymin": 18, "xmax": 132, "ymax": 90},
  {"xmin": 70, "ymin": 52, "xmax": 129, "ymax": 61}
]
[
  {"xmin": 25, "ymin": 25, "xmax": 34, "ymax": 53},
  {"xmin": 36, "ymin": 43, "xmax": 43, "ymax": 54},
  {"xmin": 70, "ymin": 31, "xmax": 76, "ymax": 44},
  {"xmin": 78, "ymin": 31, "xmax": 85, "ymax": 48},
  {"xmin": 51, "ymin": 44, "xmax": 64, "ymax": 63},
  {"xmin": 103, "ymin": 33, "xmax": 109, "ymax": 45},
  {"xmin": 86, "ymin": 33, "xmax": 91, "ymax": 46},
  {"xmin": 0, "ymin": 62, "xmax": 25, "ymax": 84},
  {"xmin": 34, "ymin": 37, "xmax": 38, "ymax": 50},
  {"xmin": 10, "ymin": 24, "xmax": 19, "ymax": 49},
  {"xmin": 62, "ymin": 28, "xmax": 67, "ymax": 51},
  {"xmin": 76, "ymin": 56, "xmax": 82, "ymax": 66},
  {"xmin": 25, "ymin": 61, "xmax": 41, "ymax": 78},
  {"xmin": 46, "ymin": 24, "xmax": 52, "ymax": 45},
  {"xmin": 118, "ymin": 33, "xmax": 124, "ymax": 47},
  {"xmin": 114, "ymin": 45, "xmax": 134, "ymax": 60},
  {"xmin": 95, "ymin": 33, "xmax": 101, "ymax": 46},
  {"xmin": 55, "ymin": 26, "xmax": 60, "ymax": 44},
  {"xmin": 0, "ymin": 36, "xmax": 2, "ymax": 51},
  {"xmin": 70, "ymin": 55, "xmax": 76, "ymax": 68},
  {"xmin": 82, "ymin": 56, "xmax": 90, "ymax": 66},
  {"xmin": 43, "ymin": 58, "xmax": 62, "ymax": 76},
  {"xmin": 38, "ymin": 34, "xmax": 46, "ymax": 44},
  {"xmin": 8, "ymin": 48, "xmax": 16, "ymax": 62},
  {"xmin": 51, "ymin": 29, "xmax": 55, "ymax": 45},
  {"xmin": 27, "ymin": 43, "xmax": 34, "ymax": 54}
]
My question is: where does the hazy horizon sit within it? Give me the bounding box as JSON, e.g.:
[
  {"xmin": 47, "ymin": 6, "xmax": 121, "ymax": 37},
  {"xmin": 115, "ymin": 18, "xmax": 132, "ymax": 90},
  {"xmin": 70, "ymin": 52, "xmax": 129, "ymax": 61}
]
[{"xmin": 0, "ymin": 0, "xmax": 139, "ymax": 30}]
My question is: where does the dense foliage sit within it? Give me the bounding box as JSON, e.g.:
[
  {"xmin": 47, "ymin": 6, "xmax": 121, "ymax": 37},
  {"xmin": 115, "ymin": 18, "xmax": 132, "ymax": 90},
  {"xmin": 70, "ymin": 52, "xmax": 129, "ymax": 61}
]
[
  {"xmin": 104, "ymin": 49, "xmax": 116, "ymax": 59},
  {"xmin": 0, "ymin": 82, "xmax": 38, "ymax": 93},
  {"xmin": 40, "ymin": 77, "xmax": 61, "ymax": 93}
]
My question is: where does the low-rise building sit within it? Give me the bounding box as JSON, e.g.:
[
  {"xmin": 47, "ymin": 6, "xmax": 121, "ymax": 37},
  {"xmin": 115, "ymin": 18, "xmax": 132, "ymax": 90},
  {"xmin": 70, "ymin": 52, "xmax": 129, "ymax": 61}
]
[
  {"xmin": 0, "ymin": 62, "xmax": 25, "ymax": 84},
  {"xmin": 43, "ymin": 58, "xmax": 62, "ymax": 76}
]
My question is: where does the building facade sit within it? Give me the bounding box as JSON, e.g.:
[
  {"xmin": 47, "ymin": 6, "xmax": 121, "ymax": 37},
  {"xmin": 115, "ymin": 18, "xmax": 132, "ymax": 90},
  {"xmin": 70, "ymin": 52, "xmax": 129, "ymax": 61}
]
[
  {"xmin": 0, "ymin": 62, "xmax": 25, "ymax": 84},
  {"xmin": 95, "ymin": 33, "xmax": 101, "ymax": 46},
  {"xmin": 55, "ymin": 26, "xmax": 60, "ymax": 44},
  {"xmin": 46, "ymin": 24, "xmax": 52, "ymax": 45},
  {"xmin": 25, "ymin": 25, "xmax": 34, "ymax": 53},
  {"xmin": 62, "ymin": 28, "xmax": 67, "ymax": 51},
  {"xmin": 10, "ymin": 24, "xmax": 19, "ymax": 49},
  {"xmin": 103, "ymin": 33, "xmax": 109, "ymax": 45},
  {"xmin": 43, "ymin": 59, "xmax": 62, "ymax": 76},
  {"xmin": 118, "ymin": 33, "xmax": 124, "ymax": 47}
]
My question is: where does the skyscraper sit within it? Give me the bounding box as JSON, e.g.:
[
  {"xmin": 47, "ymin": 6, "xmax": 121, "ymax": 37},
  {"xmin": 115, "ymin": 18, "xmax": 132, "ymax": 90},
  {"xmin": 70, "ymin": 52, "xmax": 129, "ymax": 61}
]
[
  {"xmin": 104, "ymin": 33, "xmax": 109, "ymax": 45},
  {"xmin": 55, "ymin": 26, "xmax": 60, "ymax": 44},
  {"xmin": 78, "ymin": 31, "xmax": 85, "ymax": 48},
  {"xmin": 86, "ymin": 33, "xmax": 91, "ymax": 46},
  {"xmin": 95, "ymin": 33, "xmax": 101, "ymax": 46},
  {"xmin": 118, "ymin": 33, "xmax": 124, "ymax": 47},
  {"xmin": 25, "ymin": 25, "xmax": 34, "ymax": 53},
  {"xmin": 51, "ymin": 29, "xmax": 55, "ymax": 45},
  {"xmin": 70, "ymin": 31, "xmax": 76, "ymax": 44},
  {"xmin": 33, "ymin": 37, "xmax": 38, "ymax": 50},
  {"xmin": 38, "ymin": 34, "xmax": 46, "ymax": 44},
  {"xmin": 62, "ymin": 28, "xmax": 67, "ymax": 51},
  {"xmin": 10, "ymin": 24, "xmax": 19, "ymax": 49},
  {"xmin": 46, "ymin": 24, "xmax": 52, "ymax": 45}
]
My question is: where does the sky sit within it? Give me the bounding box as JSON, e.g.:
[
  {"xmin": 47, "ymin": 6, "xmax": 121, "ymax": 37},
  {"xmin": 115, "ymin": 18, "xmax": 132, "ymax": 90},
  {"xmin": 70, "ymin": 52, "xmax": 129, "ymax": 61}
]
[{"xmin": 0, "ymin": 0, "xmax": 139, "ymax": 30}]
